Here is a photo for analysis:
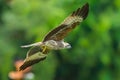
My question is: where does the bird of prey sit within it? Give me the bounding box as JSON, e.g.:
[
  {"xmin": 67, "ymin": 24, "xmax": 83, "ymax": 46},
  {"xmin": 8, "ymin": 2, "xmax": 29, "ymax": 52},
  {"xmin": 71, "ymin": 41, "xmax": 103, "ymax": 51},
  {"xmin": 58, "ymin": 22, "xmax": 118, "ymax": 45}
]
[{"xmin": 19, "ymin": 3, "xmax": 89, "ymax": 71}]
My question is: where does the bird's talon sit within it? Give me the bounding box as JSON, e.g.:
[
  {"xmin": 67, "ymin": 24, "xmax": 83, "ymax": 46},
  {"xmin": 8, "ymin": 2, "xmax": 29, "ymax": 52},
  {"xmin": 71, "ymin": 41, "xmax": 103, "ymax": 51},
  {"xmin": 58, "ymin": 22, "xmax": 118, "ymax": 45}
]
[{"xmin": 42, "ymin": 46, "xmax": 46, "ymax": 53}]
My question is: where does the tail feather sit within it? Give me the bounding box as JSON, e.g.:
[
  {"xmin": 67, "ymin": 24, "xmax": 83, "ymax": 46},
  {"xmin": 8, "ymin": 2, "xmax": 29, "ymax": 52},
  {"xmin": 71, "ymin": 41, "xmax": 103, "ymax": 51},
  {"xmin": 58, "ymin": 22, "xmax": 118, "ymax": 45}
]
[{"xmin": 21, "ymin": 42, "xmax": 42, "ymax": 48}]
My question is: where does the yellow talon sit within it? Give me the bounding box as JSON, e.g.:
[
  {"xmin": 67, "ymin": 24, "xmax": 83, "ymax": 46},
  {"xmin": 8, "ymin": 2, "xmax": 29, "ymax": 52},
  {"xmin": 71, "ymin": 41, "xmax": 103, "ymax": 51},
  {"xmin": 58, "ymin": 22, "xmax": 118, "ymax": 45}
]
[{"xmin": 42, "ymin": 46, "xmax": 46, "ymax": 53}]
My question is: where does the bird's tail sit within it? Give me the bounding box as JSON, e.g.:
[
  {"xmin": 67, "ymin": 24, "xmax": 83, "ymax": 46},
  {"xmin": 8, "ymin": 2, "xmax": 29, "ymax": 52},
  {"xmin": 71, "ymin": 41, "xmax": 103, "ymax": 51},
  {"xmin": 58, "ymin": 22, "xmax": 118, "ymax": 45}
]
[{"xmin": 21, "ymin": 42, "xmax": 42, "ymax": 48}]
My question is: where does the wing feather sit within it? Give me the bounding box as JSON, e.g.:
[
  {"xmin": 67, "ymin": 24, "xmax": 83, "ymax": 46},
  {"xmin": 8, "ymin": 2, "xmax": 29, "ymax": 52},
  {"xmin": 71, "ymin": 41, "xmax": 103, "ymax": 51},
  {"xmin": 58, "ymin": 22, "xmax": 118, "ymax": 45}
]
[
  {"xmin": 19, "ymin": 56, "xmax": 46, "ymax": 71},
  {"xmin": 43, "ymin": 3, "xmax": 89, "ymax": 41},
  {"xmin": 19, "ymin": 46, "xmax": 48, "ymax": 71}
]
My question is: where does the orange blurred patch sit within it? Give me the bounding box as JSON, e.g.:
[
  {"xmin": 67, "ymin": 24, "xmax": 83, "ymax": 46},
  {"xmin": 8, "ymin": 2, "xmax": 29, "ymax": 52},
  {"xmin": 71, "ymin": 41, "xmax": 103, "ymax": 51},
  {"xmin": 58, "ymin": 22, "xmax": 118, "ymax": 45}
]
[{"xmin": 8, "ymin": 71, "xmax": 23, "ymax": 80}]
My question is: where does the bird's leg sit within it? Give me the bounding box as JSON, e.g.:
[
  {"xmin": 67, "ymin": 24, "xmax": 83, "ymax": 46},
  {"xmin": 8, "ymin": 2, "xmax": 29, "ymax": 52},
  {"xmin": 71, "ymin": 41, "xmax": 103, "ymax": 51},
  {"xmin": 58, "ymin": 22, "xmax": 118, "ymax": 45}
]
[{"xmin": 42, "ymin": 46, "xmax": 47, "ymax": 53}]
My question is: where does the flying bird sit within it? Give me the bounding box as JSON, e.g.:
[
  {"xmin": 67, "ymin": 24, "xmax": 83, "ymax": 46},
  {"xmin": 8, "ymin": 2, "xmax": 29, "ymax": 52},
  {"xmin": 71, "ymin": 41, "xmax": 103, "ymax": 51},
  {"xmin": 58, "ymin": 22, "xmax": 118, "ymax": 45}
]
[{"xmin": 19, "ymin": 3, "xmax": 89, "ymax": 71}]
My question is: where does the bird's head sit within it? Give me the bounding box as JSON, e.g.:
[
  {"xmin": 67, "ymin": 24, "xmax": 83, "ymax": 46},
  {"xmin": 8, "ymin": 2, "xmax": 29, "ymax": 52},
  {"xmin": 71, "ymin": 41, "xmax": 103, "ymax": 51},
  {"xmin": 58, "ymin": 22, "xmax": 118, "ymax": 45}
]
[{"xmin": 64, "ymin": 42, "xmax": 71, "ymax": 49}]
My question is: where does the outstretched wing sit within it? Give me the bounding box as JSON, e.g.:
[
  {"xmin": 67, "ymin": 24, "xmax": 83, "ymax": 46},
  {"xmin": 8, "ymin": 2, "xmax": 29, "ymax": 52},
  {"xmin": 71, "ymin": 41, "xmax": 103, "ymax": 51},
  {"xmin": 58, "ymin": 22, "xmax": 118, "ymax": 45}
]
[
  {"xmin": 43, "ymin": 3, "xmax": 89, "ymax": 42},
  {"xmin": 19, "ymin": 46, "xmax": 47, "ymax": 71}
]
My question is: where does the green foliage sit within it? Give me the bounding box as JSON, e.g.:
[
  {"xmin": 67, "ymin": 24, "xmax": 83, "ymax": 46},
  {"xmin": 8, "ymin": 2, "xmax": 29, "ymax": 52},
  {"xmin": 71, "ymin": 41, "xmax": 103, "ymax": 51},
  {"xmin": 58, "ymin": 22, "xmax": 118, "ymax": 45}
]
[{"xmin": 0, "ymin": 0, "xmax": 120, "ymax": 80}]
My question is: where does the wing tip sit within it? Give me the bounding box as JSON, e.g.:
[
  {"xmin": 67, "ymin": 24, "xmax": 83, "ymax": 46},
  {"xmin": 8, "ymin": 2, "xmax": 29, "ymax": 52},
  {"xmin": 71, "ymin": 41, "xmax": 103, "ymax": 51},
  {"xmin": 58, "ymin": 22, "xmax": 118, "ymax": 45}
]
[
  {"xmin": 82, "ymin": 2, "xmax": 89, "ymax": 20},
  {"xmin": 19, "ymin": 64, "xmax": 25, "ymax": 71},
  {"xmin": 71, "ymin": 2, "xmax": 89, "ymax": 20},
  {"xmin": 19, "ymin": 57, "xmax": 46, "ymax": 71}
]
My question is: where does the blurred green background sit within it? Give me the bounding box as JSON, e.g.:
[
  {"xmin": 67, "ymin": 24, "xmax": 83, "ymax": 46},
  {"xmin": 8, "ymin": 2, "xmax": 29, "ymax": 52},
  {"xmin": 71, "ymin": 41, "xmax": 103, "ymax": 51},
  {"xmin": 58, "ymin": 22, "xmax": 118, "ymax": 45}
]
[{"xmin": 0, "ymin": 0, "xmax": 120, "ymax": 80}]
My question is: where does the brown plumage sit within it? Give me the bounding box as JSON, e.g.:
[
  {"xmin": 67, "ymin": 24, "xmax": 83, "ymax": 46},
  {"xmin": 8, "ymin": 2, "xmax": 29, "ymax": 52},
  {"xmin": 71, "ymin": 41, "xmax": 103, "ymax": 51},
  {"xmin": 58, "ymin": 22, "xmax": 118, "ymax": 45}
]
[
  {"xmin": 19, "ymin": 3, "xmax": 89, "ymax": 71},
  {"xmin": 19, "ymin": 46, "xmax": 47, "ymax": 71},
  {"xmin": 43, "ymin": 3, "xmax": 89, "ymax": 41}
]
